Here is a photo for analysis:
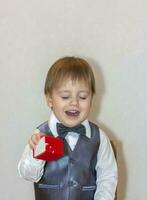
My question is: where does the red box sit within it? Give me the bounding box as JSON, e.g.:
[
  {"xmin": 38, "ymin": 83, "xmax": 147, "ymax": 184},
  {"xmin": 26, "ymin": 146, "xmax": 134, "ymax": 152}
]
[{"xmin": 33, "ymin": 135, "xmax": 63, "ymax": 161}]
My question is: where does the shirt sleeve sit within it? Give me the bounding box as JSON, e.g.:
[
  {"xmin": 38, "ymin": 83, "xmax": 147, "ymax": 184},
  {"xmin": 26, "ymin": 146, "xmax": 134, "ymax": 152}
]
[
  {"xmin": 94, "ymin": 129, "xmax": 118, "ymax": 200},
  {"xmin": 18, "ymin": 130, "xmax": 46, "ymax": 183}
]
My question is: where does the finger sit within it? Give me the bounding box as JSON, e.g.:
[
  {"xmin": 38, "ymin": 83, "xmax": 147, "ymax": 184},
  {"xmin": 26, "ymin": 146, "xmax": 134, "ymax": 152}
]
[
  {"xmin": 39, "ymin": 132, "xmax": 45, "ymax": 137},
  {"xmin": 33, "ymin": 133, "xmax": 42, "ymax": 144},
  {"xmin": 29, "ymin": 134, "xmax": 39, "ymax": 147},
  {"xmin": 28, "ymin": 132, "xmax": 46, "ymax": 149},
  {"xmin": 28, "ymin": 138, "xmax": 36, "ymax": 150},
  {"xmin": 34, "ymin": 133, "xmax": 41, "ymax": 142}
]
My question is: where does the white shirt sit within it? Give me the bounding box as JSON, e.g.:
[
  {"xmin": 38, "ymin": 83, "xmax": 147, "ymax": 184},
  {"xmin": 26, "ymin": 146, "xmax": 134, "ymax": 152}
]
[{"xmin": 18, "ymin": 112, "xmax": 118, "ymax": 200}]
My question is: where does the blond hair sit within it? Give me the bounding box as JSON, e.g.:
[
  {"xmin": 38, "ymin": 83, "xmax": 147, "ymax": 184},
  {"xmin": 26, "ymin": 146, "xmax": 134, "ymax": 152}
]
[{"xmin": 44, "ymin": 56, "xmax": 95, "ymax": 95}]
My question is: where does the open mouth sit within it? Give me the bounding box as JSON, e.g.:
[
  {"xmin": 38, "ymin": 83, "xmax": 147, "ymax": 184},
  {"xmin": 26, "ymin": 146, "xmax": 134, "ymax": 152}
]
[{"xmin": 65, "ymin": 110, "xmax": 80, "ymax": 117}]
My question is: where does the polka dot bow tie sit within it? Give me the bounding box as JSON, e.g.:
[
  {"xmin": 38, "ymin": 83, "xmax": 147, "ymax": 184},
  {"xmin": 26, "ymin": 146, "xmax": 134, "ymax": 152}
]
[{"xmin": 57, "ymin": 123, "xmax": 86, "ymax": 139}]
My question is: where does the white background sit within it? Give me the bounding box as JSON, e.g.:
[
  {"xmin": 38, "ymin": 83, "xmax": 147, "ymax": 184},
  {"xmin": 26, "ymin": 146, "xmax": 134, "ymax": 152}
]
[{"xmin": 0, "ymin": 0, "xmax": 147, "ymax": 199}]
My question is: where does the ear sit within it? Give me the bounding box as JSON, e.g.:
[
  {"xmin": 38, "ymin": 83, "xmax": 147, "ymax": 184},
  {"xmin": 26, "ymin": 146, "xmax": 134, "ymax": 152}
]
[{"xmin": 45, "ymin": 94, "xmax": 53, "ymax": 108}]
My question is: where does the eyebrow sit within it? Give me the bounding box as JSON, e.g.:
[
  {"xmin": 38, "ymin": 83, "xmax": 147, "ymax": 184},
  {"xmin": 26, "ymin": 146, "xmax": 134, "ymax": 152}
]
[
  {"xmin": 58, "ymin": 90, "xmax": 70, "ymax": 94},
  {"xmin": 58, "ymin": 90, "xmax": 90, "ymax": 94}
]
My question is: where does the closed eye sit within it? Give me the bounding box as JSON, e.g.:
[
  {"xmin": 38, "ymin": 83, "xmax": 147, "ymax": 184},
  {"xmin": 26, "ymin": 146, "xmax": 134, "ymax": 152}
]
[
  {"xmin": 61, "ymin": 96, "xmax": 69, "ymax": 99},
  {"xmin": 79, "ymin": 96, "xmax": 87, "ymax": 100}
]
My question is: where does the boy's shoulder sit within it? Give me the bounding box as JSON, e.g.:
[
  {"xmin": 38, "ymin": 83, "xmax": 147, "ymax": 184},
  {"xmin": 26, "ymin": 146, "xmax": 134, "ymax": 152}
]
[
  {"xmin": 88, "ymin": 121, "xmax": 100, "ymax": 133},
  {"xmin": 88, "ymin": 121, "xmax": 100, "ymax": 139},
  {"xmin": 88, "ymin": 121, "xmax": 99, "ymax": 129},
  {"xmin": 36, "ymin": 121, "xmax": 49, "ymax": 133}
]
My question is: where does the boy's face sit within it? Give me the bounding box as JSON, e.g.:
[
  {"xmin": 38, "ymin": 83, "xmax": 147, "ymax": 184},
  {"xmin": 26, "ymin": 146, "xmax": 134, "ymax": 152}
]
[{"xmin": 47, "ymin": 79, "xmax": 93, "ymax": 127}]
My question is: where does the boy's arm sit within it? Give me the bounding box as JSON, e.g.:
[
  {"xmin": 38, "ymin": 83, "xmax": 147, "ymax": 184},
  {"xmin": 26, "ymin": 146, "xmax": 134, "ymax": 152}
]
[
  {"xmin": 18, "ymin": 131, "xmax": 46, "ymax": 182},
  {"xmin": 94, "ymin": 129, "xmax": 118, "ymax": 200}
]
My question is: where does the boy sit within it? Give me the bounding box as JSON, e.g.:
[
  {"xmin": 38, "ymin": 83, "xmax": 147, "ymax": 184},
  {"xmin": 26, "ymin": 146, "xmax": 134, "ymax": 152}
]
[{"xmin": 18, "ymin": 56, "xmax": 118, "ymax": 200}]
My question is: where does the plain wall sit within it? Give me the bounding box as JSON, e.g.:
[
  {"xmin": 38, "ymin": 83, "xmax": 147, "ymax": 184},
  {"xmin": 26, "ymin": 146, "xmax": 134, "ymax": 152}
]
[{"xmin": 0, "ymin": 0, "xmax": 147, "ymax": 199}]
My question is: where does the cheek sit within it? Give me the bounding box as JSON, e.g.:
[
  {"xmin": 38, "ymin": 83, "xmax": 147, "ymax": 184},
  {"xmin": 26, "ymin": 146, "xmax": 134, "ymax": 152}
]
[
  {"xmin": 81, "ymin": 101, "xmax": 91, "ymax": 110},
  {"xmin": 53, "ymin": 100, "xmax": 66, "ymax": 110}
]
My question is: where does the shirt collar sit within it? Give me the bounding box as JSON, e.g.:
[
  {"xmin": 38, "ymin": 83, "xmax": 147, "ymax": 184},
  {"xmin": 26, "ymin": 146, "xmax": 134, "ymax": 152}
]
[{"xmin": 48, "ymin": 111, "xmax": 91, "ymax": 138}]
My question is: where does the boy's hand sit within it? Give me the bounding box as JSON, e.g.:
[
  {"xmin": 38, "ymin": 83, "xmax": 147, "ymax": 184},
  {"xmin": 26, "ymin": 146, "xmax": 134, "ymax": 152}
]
[{"xmin": 28, "ymin": 132, "xmax": 45, "ymax": 150}]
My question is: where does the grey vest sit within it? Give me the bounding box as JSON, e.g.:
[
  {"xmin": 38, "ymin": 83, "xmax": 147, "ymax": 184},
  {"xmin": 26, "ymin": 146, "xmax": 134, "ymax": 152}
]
[{"xmin": 34, "ymin": 121, "xmax": 100, "ymax": 200}]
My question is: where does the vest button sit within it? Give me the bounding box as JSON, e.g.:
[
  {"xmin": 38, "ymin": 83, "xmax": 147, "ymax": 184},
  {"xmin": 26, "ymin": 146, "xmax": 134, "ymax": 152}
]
[
  {"xmin": 68, "ymin": 180, "xmax": 74, "ymax": 186},
  {"xmin": 68, "ymin": 180, "xmax": 78, "ymax": 187},
  {"xmin": 70, "ymin": 158, "xmax": 75, "ymax": 165}
]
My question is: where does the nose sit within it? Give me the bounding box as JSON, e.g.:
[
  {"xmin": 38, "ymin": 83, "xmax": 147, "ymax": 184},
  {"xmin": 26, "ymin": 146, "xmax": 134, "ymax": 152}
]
[{"xmin": 70, "ymin": 96, "xmax": 79, "ymax": 106}]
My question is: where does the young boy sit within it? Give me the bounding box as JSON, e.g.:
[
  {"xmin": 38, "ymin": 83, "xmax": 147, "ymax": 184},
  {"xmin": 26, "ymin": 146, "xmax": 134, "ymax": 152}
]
[{"xmin": 18, "ymin": 56, "xmax": 118, "ymax": 200}]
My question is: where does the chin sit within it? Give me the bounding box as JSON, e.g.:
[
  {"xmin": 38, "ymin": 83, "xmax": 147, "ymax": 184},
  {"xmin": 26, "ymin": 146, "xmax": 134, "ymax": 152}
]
[{"xmin": 65, "ymin": 120, "xmax": 83, "ymax": 127}]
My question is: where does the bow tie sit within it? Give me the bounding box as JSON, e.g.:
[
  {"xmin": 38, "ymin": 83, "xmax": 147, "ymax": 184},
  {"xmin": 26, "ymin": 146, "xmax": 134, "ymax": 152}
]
[{"xmin": 57, "ymin": 123, "xmax": 86, "ymax": 139}]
